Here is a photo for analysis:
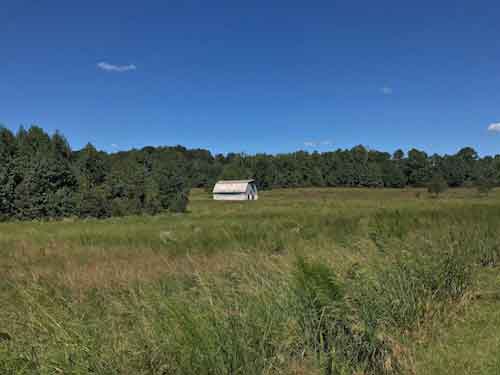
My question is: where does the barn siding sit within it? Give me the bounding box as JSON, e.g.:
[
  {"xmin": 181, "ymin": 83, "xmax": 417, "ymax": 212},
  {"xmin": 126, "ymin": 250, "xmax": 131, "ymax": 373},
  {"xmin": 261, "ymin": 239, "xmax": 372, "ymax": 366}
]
[
  {"xmin": 212, "ymin": 180, "xmax": 258, "ymax": 201},
  {"xmin": 213, "ymin": 193, "xmax": 250, "ymax": 201}
]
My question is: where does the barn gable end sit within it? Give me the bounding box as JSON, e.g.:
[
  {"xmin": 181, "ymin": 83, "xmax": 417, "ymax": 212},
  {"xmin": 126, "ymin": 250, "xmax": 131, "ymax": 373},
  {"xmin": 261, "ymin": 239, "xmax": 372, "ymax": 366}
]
[{"xmin": 213, "ymin": 180, "xmax": 258, "ymax": 201}]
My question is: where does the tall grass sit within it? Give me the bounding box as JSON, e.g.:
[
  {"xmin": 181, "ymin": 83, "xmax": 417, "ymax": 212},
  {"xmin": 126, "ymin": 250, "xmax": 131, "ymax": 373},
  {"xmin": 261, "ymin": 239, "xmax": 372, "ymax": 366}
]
[{"xmin": 1, "ymin": 188, "xmax": 499, "ymax": 374}]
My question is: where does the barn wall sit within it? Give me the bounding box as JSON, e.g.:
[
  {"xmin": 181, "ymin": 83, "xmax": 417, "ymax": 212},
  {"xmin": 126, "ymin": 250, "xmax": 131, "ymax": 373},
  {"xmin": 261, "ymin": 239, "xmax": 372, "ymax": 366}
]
[
  {"xmin": 213, "ymin": 193, "xmax": 249, "ymax": 201},
  {"xmin": 249, "ymin": 184, "xmax": 258, "ymax": 200},
  {"xmin": 212, "ymin": 182, "xmax": 258, "ymax": 201}
]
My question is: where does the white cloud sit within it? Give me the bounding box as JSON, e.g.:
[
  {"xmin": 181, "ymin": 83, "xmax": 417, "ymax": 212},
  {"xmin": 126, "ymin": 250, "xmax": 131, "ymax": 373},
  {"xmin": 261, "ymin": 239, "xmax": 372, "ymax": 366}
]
[
  {"xmin": 111, "ymin": 143, "xmax": 119, "ymax": 148},
  {"xmin": 488, "ymin": 123, "xmax": 500, "ymax": 132},
  {"xmin": 97, "ymin": 61, "xmax": 137, "ymax": 72},
  {"xmin": 304, "ymin": 140, "xmax": 333, "ymax": 148},
  {"xmin": 380, "ymin": 86, "xmax": 393, "ymax": 95}
]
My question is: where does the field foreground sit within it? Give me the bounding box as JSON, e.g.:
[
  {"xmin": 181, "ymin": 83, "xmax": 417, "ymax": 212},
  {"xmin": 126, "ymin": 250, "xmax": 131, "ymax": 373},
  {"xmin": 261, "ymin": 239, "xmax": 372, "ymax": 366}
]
[{"xmin": 1, "ymin": 188, "xmax": 499, "ymax": 374}]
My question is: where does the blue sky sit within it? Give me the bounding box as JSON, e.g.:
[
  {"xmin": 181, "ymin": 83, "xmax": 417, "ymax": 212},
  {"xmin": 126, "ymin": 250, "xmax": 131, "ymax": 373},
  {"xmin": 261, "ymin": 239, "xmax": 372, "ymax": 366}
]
[{"xmin": 2, "ymin": 0, "xmax": 500, "ymax": 155}]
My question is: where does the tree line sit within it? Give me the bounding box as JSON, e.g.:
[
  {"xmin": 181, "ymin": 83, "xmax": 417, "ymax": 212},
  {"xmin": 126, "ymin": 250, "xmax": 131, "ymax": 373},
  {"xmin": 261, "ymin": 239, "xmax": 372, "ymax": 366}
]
[
  {"xmin": 214, "ymin": 145, "xmax": 498, "ymax": 191},
  {"xmin": 1, "ymin": 125, "xmax": 499, "ymax": 220},
  {"xmin": 0, "ymin": 126, "xmax": 190, "ymax": 221}
]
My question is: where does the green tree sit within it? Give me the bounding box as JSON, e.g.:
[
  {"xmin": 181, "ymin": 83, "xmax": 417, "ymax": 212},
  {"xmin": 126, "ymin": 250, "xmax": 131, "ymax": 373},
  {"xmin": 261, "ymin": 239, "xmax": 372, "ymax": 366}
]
[
  {"xmin": 406, "ymin": 149, "xmax": 430, "ymax": 186},
  {"xmin": 156, "ymin": 167, "xmax": 190, "ymax": 213},
  {"xmin": 476, "ymin": 178, "xmax": 495, "ymax": 197},
  {"xmin": 219, "ymin": 158, "xmax": 252, "ymax": 181},
  {"xmin": 75, "ymin": 143, "xmax": 108, "ymax": 186},
  {"xmin": 427, "ymin": 174, "xmax": 448, "ymax": 197},
  {"xmin": 0, "ymin": 127, "xmax": 16, "ymax": 160},
  {"xmin": 392, "ymin": 149, "xmax": 404, "ymax": 161},
  {"xmin": 77, "ymin": 184, "xmax": 111, "ymax": 218},
  {"xmin": 0, "ymin": 163, "xmax": 15, "ymax": 220}
]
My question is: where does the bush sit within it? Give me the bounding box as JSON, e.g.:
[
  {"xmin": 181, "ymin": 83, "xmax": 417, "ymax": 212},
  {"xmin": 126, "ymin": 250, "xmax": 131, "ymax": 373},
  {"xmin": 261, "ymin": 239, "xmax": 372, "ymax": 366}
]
[
  {"xmin": 427, "ymin": 175, "xmax": 448, "ymax": 197},
  {"xmin": 476, "ymin": 178, "xmax": 495, "ymax": 196}
]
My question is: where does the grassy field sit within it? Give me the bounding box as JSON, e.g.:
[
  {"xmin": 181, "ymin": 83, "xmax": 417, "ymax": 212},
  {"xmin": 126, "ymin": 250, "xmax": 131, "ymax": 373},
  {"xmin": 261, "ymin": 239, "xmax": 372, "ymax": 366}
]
[{"xmin": 1, "ymin": 188, "xmax": 499, "ymax": 374}]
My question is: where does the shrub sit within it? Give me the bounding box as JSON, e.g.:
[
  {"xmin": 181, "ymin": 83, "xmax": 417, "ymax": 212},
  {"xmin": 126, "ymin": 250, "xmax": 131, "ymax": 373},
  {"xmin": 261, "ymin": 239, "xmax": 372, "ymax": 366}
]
[
  {"xmin": 427, "ymin": 175, "xmax": 448, "ymax": 197},
  {"xmin": 476, "ymin": 178, "xmax": 495, "ymax": 196}
]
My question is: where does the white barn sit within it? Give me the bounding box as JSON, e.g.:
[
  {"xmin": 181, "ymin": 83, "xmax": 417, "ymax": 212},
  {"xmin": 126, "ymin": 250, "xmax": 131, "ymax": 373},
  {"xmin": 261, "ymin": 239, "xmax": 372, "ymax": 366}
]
[{"xmin": 213, "ymin": 180, "xmax": 259, "ymax": 201}]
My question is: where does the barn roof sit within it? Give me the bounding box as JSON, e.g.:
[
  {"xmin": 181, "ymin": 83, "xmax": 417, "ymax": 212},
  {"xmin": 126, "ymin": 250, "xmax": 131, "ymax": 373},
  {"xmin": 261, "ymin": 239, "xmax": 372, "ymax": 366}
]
[{"xmin": 213, "ymin": 180, "xmax": 255, "ymax": 193}]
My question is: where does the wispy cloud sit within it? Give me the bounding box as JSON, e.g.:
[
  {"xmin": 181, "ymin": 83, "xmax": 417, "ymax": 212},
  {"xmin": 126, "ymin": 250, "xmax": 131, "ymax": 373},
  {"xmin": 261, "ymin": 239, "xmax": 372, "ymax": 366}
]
[
  {"xmin": 380, "ymin": 86, "xmax": 393, "ymax": 95},
  {"xmin": 488, "ymin": 123, "xmax": 500, "ymax": 132},
  {"xmin": 97, "ymin": 61, "xmax": 137, "ymax": 72},
  {"xmin": 304, "ymin": 140, "xmax": 333, "ymax": 148},
  {"xmin": 110, "ymin": 143, "xmax": 119, "ymax": 149}
]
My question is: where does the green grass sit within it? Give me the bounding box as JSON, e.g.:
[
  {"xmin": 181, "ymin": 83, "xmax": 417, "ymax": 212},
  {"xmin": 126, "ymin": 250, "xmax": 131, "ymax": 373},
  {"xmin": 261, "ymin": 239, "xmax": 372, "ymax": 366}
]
[
  {"xmin": 413, "ymin": 268, "xmax": 500, "ymax": 375},
  {"xmin": 0, "ymin": 188, "xmax": 499, "ymax": 374}
]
